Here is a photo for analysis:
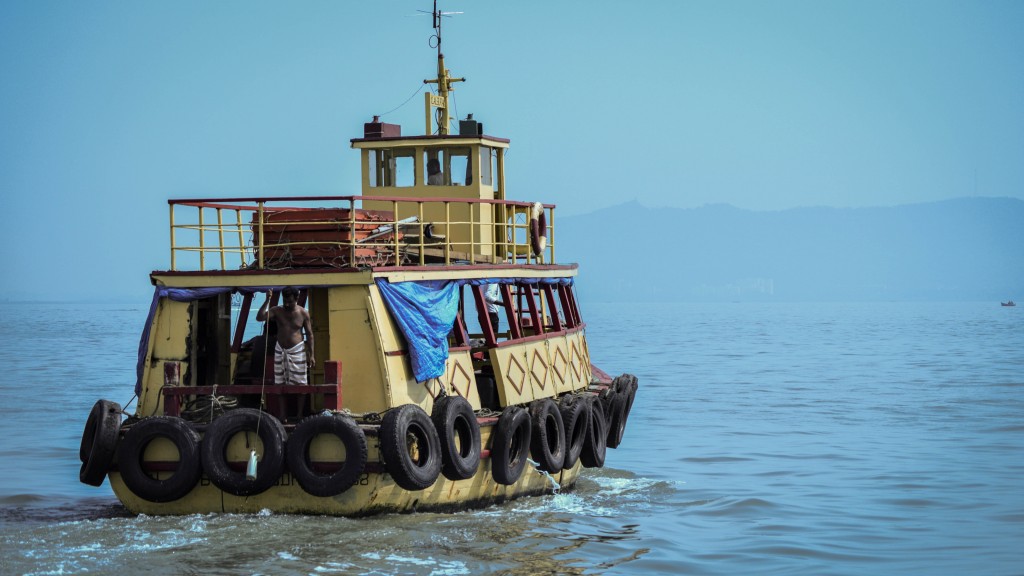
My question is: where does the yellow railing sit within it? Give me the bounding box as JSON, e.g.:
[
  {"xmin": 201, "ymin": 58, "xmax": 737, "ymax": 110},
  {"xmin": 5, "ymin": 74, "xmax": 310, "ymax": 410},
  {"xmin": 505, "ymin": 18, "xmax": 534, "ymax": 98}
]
[{"xmin": 167, "ymin": 196, "xmax": 556, "ymax": 271}]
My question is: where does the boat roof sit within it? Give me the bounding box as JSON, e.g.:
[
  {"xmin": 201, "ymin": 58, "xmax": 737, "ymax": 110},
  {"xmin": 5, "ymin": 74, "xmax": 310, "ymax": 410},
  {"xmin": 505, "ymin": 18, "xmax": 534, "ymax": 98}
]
[
  {"xmin": 351, "ymin": 134, "xmax": 510, "ymax": 148},
  {"xmin": 151, "ymin": 263, "xmax": 578, "ymax": 289}
]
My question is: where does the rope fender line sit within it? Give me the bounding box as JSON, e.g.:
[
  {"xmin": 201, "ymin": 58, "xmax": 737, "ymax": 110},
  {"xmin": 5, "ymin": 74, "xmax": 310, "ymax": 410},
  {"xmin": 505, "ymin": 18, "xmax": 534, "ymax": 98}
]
[{"xmin": 527, "ymin": 458, "xmax": 561, "ymax": 494}]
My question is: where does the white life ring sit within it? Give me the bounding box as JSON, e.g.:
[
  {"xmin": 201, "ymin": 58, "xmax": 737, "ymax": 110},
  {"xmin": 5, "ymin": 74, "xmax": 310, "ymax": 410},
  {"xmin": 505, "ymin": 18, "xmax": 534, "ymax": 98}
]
[{"xmin": 529, "ymin": 202, "xmax": 547, "ymax": 257}]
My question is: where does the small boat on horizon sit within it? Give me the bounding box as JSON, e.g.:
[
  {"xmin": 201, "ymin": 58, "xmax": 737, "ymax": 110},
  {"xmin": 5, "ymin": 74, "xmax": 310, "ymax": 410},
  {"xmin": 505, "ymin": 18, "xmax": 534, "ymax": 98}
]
[{"xmin": 1001, "ymin": 300, "xmax": 1016, "ymax": 307}]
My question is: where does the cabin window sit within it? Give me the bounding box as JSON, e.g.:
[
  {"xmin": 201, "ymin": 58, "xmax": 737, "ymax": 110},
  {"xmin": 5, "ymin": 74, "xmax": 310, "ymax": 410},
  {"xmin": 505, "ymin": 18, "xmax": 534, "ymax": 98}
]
[
  {"xmin": 423, "ymin": 147, "xmax": 473, "ymax": 186},
  {"xmin": 370, "ymin": 149, "xmax": 415, "ymax": 188},
  {"xmin": 424, "ymin": 149, "xmax": 443, "ymax": 186}
]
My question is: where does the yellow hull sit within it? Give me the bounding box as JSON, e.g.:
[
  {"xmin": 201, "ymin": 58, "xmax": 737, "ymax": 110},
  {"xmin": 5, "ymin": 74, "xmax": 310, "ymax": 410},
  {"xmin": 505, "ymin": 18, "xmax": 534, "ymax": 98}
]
[{"xmin": 109, "ymin": 461, "xmax": 579, "ymax": 516}]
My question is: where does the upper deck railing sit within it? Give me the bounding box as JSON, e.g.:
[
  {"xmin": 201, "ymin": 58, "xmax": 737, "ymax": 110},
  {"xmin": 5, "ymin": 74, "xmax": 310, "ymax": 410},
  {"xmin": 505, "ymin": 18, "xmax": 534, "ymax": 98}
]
[{"xmin": 166, "ymin": 196, "xmax": 556, "ymax": 272}]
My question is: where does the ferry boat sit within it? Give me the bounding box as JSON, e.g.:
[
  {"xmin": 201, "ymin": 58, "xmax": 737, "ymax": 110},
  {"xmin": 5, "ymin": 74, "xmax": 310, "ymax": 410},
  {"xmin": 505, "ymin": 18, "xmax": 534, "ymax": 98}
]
[{"xmin": 77, "ymin": 6, "xmax": 637, "ymax": 516}]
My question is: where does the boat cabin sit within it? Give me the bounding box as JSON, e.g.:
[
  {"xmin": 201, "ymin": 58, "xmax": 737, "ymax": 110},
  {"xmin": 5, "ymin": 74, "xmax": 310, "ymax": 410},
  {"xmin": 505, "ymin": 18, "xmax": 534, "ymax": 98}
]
[{"xmin": 140, "ymin": 111, "xmax": 589, "ymax": 426}]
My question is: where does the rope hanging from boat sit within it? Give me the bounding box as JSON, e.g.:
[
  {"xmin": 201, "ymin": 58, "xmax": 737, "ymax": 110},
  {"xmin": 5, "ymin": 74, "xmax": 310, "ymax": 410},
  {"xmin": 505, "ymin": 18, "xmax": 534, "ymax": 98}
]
[
  {"xmin": 245, "ymin": 290, "xmax": 275, "ymax": 478},
  {"xmin": 527, "ymin": 458, "xmax": 561, "ymax": 494},
  {"xmin": 120, "ymin": 393, "xmax": 138, "ymax": 416},
  {"xmin": 180, "ymin": 392, "xmax": 238, "ymax": 423}
]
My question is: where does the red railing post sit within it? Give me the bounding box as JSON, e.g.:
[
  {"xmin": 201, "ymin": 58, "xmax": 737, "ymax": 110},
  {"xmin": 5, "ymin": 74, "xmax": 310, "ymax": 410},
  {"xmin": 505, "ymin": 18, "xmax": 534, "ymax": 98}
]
[
  {"xmin": 324, "ymin": 360, "xmax": 343, "ymax": 410},
  {"xmin": 163, "ymin": 361, "xmax": 181, "ymax": 416}
]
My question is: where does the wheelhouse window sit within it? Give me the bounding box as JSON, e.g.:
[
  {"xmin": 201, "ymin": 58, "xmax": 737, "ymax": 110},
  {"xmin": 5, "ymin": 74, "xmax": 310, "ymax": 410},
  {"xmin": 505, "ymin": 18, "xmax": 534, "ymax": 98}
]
[
  {"xmin": 370, "ymin": 148, "xmax": 415, "ymax": 188},
  {"xmin": 423, "ymin": 147, "xmax": 472, "ymax": 186}
]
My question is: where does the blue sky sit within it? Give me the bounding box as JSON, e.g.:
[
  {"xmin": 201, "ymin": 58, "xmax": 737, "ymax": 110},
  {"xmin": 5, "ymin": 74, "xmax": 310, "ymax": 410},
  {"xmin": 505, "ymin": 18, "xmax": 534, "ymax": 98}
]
[{"xmin": 1, "ymin": 1, "xmax": 1022, "ymax": 300}]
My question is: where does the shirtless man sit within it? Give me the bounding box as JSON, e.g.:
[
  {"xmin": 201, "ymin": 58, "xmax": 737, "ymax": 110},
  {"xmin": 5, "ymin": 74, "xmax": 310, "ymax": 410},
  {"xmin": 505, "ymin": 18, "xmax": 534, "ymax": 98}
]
[{"xmin": 257, "ymin": 287, "xmax": 314, "ymax": 385}]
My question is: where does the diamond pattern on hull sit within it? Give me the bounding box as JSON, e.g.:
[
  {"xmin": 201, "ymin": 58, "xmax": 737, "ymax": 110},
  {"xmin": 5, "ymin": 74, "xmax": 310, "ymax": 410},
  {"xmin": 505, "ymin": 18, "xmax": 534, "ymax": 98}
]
[
  {"xmin": 424, "ymin": 377, "xmax": 443, "ymax": 399},
  {"xmin": 450, "ymin": 359, "xmax": 473, "ymax": 400},
  {"xmin": 552, "ymin": 345, "xmax": 568, "ymax": 385},
  {"xmin": 530, "ymin": 348, "xmax": 549, "ymax": 391},
  {"xmin": 505, "ymin": 354, "xmax": 526, "ymax": 395},
  {"xmin": 570, "ymin": 340, "xmax": 582, "ymax": 382}
]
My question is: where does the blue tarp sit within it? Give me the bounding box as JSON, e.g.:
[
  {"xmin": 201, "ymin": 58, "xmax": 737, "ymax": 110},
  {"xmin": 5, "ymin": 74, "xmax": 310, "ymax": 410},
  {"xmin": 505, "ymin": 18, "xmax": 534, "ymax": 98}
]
[
  {"xmin": 374, "ymin": 277, "xmax": 573, "ymax": 382},
  {"xmin": 374, "ymin": 280, "xmax": 462, "ymax": 382}
]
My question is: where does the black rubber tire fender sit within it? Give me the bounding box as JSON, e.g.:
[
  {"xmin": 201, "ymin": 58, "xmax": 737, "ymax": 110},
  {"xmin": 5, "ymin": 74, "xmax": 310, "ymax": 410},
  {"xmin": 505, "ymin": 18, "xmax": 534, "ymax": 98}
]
[
  {"xmin": 490, "ymin": 405, "xmax": 532, "ymax": 485},
  {"xmin": 431, "ymin": 395, "xmax": 481, "ymax": 481},
  {"xmin": 200, "ymin": 408, "xmax": 287, "ymax": 497},
  {"xmin": 625, "ymin": 375, "xmax": 639, "ymax": 419},
  {"xmin": 580, "ymin": 396, "xmax": 608, "ymax": 469},
  {"xmin": 380, "ymin": 404, "xmax": 442, "ymax": 491},
  {"xmin": 606, "ymin": 389, "xmax": 629, "ymax": 449},
  {"xmin": 599, "ymin": 386, "xmax": 617, "ymax": 426},
  {"xmin": 529, "ymin": 398, "xmax": 566, "ymax": 473},
  {"xmin": 79, "ymin": 399, "xmax": 122, "ymax": 486},
  {"xmin": 610, "ymin": 374, "xmax": 638, "ymax": 447},
  {"xmin": 286, "ymin": 413, "xmax": 367, "ymax": 497},
  {"xmin": 559, "ymin": 394, "xmax": 590, "ymax": 470},
  {"xmin": 117, "ymin": 416, "xmax": 202, "ymax": 502}
]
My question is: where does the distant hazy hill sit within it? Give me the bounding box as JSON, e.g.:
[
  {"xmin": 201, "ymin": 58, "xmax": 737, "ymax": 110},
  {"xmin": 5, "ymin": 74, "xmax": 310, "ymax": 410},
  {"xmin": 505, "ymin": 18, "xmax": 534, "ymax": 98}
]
[{"xmin": 557, "ymin": 197, "xmax": 1024, "ymax": 301}]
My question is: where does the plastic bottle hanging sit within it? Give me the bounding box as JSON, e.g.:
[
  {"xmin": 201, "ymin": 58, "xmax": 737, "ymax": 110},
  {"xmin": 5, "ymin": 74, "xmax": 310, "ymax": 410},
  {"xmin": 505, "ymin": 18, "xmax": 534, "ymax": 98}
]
[{"xmin": 246, "ymin": 449, "xmax": 259, "ymax": 480}]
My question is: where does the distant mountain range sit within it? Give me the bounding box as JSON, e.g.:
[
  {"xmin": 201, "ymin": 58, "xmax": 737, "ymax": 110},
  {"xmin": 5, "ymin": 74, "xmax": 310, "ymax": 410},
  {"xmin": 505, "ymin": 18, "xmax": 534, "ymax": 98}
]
[{"xmin": 557, "ymin": 197, "xmax": 1024, "ymax": 301}]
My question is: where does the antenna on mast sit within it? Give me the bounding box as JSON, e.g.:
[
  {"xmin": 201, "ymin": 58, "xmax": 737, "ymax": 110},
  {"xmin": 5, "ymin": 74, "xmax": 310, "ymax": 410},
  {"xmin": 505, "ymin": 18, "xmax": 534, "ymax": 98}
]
[
  {"xmin": 421, "ymin": 0, "xmax": 464, "ymax": 135},
  {"xmin": 420, "ymin": 0, "xmax": 462, "ymax": 57}
]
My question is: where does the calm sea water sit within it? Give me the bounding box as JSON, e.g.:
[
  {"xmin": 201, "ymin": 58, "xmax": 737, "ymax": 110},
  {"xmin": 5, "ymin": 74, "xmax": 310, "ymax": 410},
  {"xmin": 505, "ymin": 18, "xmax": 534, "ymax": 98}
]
[{"xmin": 0, "ymin": 300, "xmax": 1021, "ymax": 575}]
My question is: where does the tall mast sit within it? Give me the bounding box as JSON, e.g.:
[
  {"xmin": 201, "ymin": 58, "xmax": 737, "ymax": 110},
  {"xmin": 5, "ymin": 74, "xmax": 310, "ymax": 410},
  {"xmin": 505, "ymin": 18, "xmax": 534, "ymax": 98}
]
[{"xmin": 423, "ymin": 0, "xmax": 464, "ymax": 135}]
